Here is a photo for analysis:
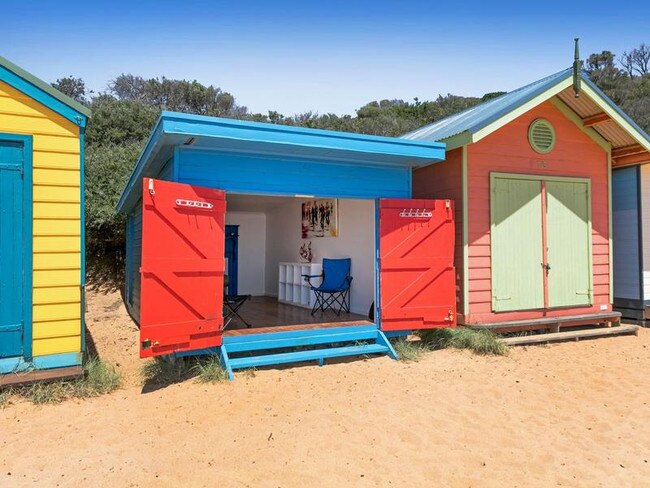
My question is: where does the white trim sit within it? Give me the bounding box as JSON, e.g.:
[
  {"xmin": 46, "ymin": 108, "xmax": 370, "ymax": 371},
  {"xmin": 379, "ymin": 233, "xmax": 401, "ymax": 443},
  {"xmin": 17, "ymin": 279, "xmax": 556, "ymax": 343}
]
[{"xmin": 472, "ymin": 78, "xmax": 574, "ymax": 143}]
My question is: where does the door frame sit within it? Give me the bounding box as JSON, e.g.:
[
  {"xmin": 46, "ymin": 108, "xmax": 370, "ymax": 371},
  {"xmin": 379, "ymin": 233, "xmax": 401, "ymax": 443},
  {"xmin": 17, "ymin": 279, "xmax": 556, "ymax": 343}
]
[
  {"xmin": 489, "ymin": 172, "xmax": 593, "ymax": 311},
  {"xmin": 0, "ymin": 133, "xmax": 33, "ymax": 360}
]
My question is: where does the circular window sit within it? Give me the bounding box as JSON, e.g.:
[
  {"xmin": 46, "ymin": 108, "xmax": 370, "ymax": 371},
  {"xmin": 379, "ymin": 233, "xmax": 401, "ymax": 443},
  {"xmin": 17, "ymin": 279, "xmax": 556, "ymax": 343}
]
[{"xmin": 528, "ymin": 119, "xmax": 556, "ymax": 154}]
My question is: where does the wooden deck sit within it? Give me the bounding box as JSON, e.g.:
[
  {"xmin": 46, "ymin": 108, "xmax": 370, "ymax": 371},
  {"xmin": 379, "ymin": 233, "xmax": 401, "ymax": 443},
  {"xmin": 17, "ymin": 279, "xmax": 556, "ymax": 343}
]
[
  {"xmin": 224, "ymin": 296, "xmax": 372, "ymax": 336},
  {"xmin": 466, "ymin": 312, "xmax": 621, "ymax": 333}
]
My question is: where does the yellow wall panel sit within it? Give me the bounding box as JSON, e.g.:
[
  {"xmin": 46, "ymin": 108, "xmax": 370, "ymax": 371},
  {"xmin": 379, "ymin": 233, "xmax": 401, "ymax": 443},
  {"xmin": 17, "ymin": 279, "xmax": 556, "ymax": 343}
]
[
  {"xmin": 34, "ymin": 185, "xmax": 80, "ymax": 203},
  {"xmin": 33, "ymin": 286, "xmax": 80, "ymax": 305},
  {"xmin": 33, "ymin": 151, "xmax": 80, "ymax": 170},
  {"xmin": 32, "ymin": 134, "xmax": 80, "ymax": 154},
  {"xmin": 33, "ymin": 335, "xmax": 81, "ymax": 356},
  {"xmin": 0, "ymin": 81, "xmax": 79, "ymax": 135},
  {"xmin": 0, "ymin": 113, "xmax": 78, "ymax": 136},
  {"xmin": 34, "ymin": 236, "xmax": 81, "ymax": 253},
  {"xmin": 34, "ymin": 252, "xmax": 80, "ymax": 270},
  {"xmin": 34, "ymin": 202, "xmax": 81, "ymax": 219},
  {"xmin": 33, "ymin": 319, "xmax": 81, "ymax": 340},
  {"xmin": 34, "ymin": 269, "xmax": 80, "ymax": 287},
  {"xmin": 34, "ymin": 219, "xmax": 81, "ymax": 236},
  {"xmin": 33, "ymin": 302, "xmax": 81, "ymax": 322},
  {"xmin": 0, "ymin": 94, "xmax": 51, "ymax": 116},
  {"xmin": 34, "ymin": 168, "xmax": 80, "ymax": 186}
]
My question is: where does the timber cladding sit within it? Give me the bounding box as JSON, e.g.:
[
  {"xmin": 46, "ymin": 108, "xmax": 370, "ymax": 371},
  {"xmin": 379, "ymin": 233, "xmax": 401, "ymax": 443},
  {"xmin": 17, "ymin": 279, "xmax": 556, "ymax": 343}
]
[
  {"xmin": 466, "ymin": 100, "xmax": 610, "ymax": 324},
  {"xmin": 0, "ymin": 80, "xmax": 82, "ymax": 357}
]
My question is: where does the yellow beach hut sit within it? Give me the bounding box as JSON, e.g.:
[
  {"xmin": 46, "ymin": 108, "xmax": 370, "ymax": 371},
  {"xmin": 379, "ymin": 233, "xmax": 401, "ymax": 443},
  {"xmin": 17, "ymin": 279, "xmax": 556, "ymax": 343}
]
[{"xmin": 0, "ymin": 56, "xmax": 90, "ymax": 382}]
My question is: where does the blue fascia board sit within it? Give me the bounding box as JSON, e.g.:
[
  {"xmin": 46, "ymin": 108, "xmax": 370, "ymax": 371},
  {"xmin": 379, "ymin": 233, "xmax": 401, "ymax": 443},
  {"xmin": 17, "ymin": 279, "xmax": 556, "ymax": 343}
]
[
  {"xmin": 161, "ymin": 112, "xmax": 446, "ymax": 159},
  {"xmin": 0, "ymin": 64, "xmax": 89, "ymax": 128},
  {"xmin": 116, "ymin": 112, "xmax": 446, "ymax": 214}
]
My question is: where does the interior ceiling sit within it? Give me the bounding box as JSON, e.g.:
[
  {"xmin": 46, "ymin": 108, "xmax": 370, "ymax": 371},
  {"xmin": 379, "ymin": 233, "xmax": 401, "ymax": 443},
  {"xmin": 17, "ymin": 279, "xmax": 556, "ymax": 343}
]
[
  {"xmin": 226, "ymin": 193, "xmax": 300, "ymax": 213},
  {"xmin": 556, "ymin": 87, "xmax": 650, "ymax": 167}
]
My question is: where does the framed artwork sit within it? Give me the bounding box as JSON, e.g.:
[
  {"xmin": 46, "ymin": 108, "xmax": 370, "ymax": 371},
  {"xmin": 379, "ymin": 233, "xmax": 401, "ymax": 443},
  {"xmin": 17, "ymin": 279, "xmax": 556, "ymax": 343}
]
[{"xmin": 301, "ymin": 199, "xmax": 338, "ymax": 238}]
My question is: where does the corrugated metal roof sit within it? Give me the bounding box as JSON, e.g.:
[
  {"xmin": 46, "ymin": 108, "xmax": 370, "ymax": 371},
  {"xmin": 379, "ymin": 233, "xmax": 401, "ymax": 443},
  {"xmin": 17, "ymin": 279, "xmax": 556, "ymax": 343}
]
[
  {"xmin": 402, "ymin": 68, "xmax": 573, "ymax": 142},
  {"xmin": 403, "ymin": 68, "xmax": 650, "ymax": 153}
]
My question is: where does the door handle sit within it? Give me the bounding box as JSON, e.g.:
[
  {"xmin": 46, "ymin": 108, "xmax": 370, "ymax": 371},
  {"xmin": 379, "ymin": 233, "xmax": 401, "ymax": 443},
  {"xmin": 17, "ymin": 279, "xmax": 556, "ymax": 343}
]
[{"xmin": 542, "ymin": 263, "xmax": 551, "ymax": 272}]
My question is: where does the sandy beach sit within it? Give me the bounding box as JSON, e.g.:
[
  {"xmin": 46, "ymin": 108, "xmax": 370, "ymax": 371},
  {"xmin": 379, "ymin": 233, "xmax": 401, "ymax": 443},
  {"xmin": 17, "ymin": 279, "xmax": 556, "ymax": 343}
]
[{"xmin": 0, "ymin": 289, "xmax": 648, "ymax": 487}]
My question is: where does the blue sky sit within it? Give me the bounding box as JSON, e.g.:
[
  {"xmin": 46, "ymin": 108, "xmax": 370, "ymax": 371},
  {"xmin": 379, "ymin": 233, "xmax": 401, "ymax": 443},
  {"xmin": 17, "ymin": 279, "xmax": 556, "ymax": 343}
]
[{"xmin": 1, "ymin": 1, "xmax": 649, "ymax": 115}]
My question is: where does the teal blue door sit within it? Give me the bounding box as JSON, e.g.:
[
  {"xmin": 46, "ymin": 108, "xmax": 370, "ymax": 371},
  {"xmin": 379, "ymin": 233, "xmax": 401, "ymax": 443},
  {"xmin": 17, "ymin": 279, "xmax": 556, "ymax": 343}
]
[{"xmin": 0, "ymin": 140, "xmax": 26, "ymax": 358}]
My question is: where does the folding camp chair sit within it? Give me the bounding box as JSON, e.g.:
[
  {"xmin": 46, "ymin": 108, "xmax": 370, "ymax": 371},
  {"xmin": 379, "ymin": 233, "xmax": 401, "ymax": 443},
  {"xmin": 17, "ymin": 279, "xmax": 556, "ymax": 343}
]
[
  {"xmin": 303, "ymin": 258, "xmax": 352, "ymax": 316},
  {"xmin": 223, "ymin": 275, "xmax": 252, "ymax": 329}
]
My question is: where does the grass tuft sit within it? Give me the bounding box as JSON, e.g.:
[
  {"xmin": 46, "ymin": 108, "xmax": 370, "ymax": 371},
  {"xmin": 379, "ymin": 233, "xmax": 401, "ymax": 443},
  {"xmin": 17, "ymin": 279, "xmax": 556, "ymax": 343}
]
[
  {"xmin": 1, "ymin": 356, "xmax": 122, "ymax": 406},
  {"xmin": 141, "ymin": 356, "xmax": 194, "ymax": 385},
  {"xmin": 192, "ymin": 355, "xmax": 228, "ymax": 383},
  {"xmin": 0, "ymin": 388, "xmax": 13, "ymax": 409},
  {"xmin": 392, "ymin": 338, "xmax": 426, "ymax": 362},
  {"xmin": 419, "ymin": 327, "xmax": 509, "ymax": 356},
  {"xmin": 142, "ymin": 355, "xmax": 228, "ymax": 386}
]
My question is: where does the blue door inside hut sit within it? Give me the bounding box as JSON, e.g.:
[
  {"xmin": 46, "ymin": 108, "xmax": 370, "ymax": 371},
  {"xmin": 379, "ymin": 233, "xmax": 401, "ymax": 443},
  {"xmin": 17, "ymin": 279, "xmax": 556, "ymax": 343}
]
[
  {"xmin": 116, "ymin": 112, "xmax": 447, "ymax": 379},
  {"xmin": 225, "ymin": 224, "xmax": 239, "ymax": 295}
]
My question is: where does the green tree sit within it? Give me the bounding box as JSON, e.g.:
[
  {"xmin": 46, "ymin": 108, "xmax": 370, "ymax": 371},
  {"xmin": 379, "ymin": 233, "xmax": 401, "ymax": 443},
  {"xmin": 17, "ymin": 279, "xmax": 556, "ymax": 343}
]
[{"xmin": 51, "ymin": 76, "xmax": 88, "ymax": 104}]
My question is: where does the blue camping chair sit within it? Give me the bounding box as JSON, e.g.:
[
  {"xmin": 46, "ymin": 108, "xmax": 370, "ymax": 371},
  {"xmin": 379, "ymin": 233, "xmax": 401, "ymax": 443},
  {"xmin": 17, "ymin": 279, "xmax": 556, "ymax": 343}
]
[{"xmin": 303, "ymin": 258, "xmax": 353, "ymax": 316}]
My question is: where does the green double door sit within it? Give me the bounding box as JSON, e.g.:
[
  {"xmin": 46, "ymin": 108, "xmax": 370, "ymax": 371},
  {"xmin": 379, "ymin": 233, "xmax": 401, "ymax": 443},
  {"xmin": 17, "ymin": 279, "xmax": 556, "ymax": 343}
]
[{"xmin": 490, "ymin": 174, "xmax": 592, "ymax": 312}]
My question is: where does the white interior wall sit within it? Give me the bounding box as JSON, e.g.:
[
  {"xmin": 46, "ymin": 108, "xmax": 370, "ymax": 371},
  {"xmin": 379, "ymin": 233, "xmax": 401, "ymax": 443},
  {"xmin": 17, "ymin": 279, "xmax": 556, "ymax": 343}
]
[
  {"xmin": 225, "ymin": 211, "xmax": 266, "ymax": 295},
  {"xmin": 265, "ymin": 198, "xmax": 375, "ymax": 315},
  {"xmin": 641, "ymin": 165, "xmax": 650, "ymax": 300}
]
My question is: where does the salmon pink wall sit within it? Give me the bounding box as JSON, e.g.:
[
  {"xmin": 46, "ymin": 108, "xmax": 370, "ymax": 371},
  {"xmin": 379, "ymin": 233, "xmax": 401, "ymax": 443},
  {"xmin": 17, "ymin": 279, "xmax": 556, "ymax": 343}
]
[
  {"xmin": 413, "ymin": 148, "xmax": 464, "ymax": 316},
  {"xmin": 465, "ymin": 100, "xmax": 610, "ymax": 324}
]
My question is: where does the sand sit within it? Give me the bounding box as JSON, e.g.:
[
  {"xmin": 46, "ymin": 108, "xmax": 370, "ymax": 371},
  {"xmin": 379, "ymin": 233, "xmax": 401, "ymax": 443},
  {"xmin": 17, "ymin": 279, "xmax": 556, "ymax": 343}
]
[{"xmin": 0, "ymin": 289, "xmax": 649, "ymax": 487}]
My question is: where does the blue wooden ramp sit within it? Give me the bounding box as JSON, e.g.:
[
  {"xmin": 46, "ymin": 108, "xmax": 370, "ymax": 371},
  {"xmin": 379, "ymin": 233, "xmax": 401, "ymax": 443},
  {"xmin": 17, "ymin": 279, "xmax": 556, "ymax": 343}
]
[{"xmin": 220, "ymin": 325, "xmax": 397, "ymax": 381}]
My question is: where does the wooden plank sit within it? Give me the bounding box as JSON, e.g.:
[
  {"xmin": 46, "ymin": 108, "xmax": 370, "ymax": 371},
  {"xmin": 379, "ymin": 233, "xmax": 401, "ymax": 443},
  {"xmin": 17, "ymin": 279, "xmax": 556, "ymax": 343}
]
[
  {"xmin": 469, "ymin": 312, "xmax": 621, "ymax": 332},
  {"xmin": 0, "ymin": 366, "xmax": 82, "ymax": 387},
  {"xmin": 582, "ymin": 112, "xmax": 611, "ymax": 127},
  {"xmin": 500, "ymin": 324, "xmax": 639, "ymax": 346}
]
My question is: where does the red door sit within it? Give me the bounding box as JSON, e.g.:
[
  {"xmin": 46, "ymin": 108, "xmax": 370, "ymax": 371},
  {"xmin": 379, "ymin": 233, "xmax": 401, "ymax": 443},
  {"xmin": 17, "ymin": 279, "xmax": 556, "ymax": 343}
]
[
  {"xmin": 379, "ymin": 199, "xmax": 456, "ymax": 331},
  {"xmin": 139, "ymin": 178, "xmax": 226, "ymax": 358}
]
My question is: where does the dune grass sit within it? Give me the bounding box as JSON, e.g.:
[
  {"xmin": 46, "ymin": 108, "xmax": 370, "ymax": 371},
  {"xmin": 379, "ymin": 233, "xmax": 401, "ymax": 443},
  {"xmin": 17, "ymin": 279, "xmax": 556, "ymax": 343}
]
[
  {"xmin": 391, "ymin": 338, "xmax": 427, "ymax": 362},
  {"xmin": 192, "ymin": 355, "xmax": 228, "ymax": 383},
  {"xmin": 419, "ymin": 327, "xmax": 509, "ymax": 356},
  {"xmin": 141, "ymin": 355, "xmax": 228, "ymax": 386},
  {"xmin": 0, "ymin": 356, "xmax": 122, "ymax": 407}
]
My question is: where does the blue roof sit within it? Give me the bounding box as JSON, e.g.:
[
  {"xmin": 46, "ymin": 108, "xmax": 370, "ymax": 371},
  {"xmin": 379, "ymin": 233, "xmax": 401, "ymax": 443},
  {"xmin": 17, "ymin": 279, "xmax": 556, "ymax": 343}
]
[
  {"xmin": 402, "ymin": 68, "xmax": 574, "ymax": 142},
  {"xmin": 116, "ymin": 111, "xmax": 446, "ymax": 213}
]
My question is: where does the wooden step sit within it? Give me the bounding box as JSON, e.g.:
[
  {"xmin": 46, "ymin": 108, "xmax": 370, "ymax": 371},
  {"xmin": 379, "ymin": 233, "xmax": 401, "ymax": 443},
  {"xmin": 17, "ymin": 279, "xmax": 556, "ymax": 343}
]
[
  {"xmin": 469, "ymin": 312, "xmax": 622, "ymax": 333},
  {"xmin": 227, "ymin": 343, "xmax": 391, "ymax": 370},
  {"xmin": 223, "ymin": 325, "xmax": 380, "ymax": 353},
  {"xmin": 500, "ymin": 324, "xmax": 639, "ymax": 346}
]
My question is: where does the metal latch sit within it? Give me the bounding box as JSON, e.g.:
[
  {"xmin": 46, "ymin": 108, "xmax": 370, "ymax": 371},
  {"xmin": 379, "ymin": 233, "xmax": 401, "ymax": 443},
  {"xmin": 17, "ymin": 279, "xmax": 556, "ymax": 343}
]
[{"xmin": 141, "ymin": 339, "xmax": 158, "ymax": 349}]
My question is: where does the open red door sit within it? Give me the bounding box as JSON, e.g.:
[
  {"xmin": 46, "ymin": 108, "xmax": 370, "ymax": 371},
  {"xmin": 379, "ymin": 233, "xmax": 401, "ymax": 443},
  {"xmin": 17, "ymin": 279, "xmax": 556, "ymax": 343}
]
[
  {"xmin": 139, "ymin": 178, "xmax": 226, "ymax": 358},
  {"xmin": 379, "ymin": 199, "xmax": 456, "ymax": 331}
]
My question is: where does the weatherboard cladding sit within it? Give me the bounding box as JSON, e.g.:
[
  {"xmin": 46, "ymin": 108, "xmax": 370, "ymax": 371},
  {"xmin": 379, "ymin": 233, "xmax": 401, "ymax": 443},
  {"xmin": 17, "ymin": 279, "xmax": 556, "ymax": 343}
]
[
  {"xmin": 0, "ymin": 74, "xmax": 86, "ymax": 363},
  {"xmin": 116, "ymin": 112, "xmax": 446, "ymax": 214}
]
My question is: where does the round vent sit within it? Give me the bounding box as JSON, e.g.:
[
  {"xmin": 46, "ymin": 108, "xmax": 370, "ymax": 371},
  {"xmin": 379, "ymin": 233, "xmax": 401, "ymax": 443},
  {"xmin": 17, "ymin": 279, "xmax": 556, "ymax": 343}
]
[{"xmin": 528, "ymin": 119, "xmax": 556, "ymax": 154}]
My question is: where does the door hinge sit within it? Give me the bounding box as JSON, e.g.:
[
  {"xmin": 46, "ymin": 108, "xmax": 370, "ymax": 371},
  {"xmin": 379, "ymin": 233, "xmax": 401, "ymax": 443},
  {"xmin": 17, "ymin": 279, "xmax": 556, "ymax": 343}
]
[
  {"xmin": 493, "ymin": 295, "xmax": 512, "ymax": 301},
  {"xmin": 576, "ymin": 289, "xmax": 592, "ymax": 297}
]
